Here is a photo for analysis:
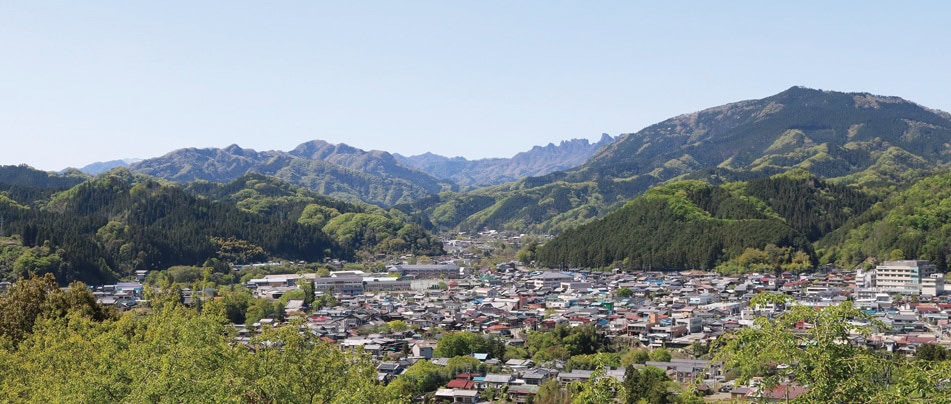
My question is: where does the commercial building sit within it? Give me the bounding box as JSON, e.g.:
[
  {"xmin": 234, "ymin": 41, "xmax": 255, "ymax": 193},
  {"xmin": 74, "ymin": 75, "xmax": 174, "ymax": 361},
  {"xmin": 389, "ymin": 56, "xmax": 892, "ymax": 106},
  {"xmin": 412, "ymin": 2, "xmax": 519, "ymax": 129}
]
[{"xmin": 856, "ymin": 260, "xmax": 941, "ymax": 295}]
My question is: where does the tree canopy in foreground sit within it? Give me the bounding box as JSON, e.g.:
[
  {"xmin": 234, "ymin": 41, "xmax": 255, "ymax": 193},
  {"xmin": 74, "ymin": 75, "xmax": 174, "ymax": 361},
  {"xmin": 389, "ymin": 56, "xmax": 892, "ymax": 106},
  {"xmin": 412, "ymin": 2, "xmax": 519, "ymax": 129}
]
[
  {"xmin": 0, "ymin": 273, "xmax": 400, "ymax": 403},
  {"xmin": 716, "ymin": 293, "xmax": 951, "ymax": 403}
]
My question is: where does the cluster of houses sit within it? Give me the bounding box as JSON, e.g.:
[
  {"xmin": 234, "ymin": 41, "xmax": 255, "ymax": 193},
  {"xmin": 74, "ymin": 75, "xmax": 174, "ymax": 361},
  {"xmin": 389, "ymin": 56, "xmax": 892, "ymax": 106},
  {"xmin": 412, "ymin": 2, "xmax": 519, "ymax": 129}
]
[{"xmin": 86, "ymin": 256, "xmax": 951, "ymax": 402}]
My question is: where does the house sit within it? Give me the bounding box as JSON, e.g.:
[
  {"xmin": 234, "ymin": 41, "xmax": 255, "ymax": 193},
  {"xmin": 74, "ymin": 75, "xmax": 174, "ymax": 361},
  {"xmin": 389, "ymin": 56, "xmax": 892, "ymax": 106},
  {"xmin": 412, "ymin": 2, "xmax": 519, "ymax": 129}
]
[
  {"xmin": 446, "ymin": 379, "xmax": 476, "ymax": 389},
  {"xmin": 533, "ymin": 272, "xmax": 574, "ymax": 289},
  {"xmin": 750, "ymin": 384, "xmax": 810, "ymax": 402},
  {"xmin": 504, "ymin": 359, "xmax": 533, "ymax": 371},
  {"xmin": 284, "ymin": 299, "xmax": 305, "ymax": 316},
  {"xmin": 412, "ymin": 343, "xmax": 434, "ymax": 359},
  {"xmin": 434, "ymin": 388, "xmax": 479, "ymax": 403},
  {"xmin": 482, "ymin": 373, "xmax": 514, "ymax": 389},
  {"xmin": 521, "ymin": 368, "xmax": 553, "ymax": 385},
  {"xmin": 376, "ymin": 362, "xmax": 403, "ymax": 383},
  {"xmin": 506, "ymin": 385, "xmax": 539, "ymax": 403},
  {"xmin": 558, "ymin": 369, "xmax": 594, "ymax": 384}
]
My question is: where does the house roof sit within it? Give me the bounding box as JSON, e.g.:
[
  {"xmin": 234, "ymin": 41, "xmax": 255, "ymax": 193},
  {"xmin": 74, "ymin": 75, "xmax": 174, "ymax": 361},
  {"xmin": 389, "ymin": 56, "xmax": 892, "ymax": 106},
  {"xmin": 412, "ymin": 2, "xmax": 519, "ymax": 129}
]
[
  {"xmin": 446, "ymin": 379, "xmax": 476, "ymax": 389},
  {"xmin": 508, "ymin": 385, "xmax": 539, "ymax": 395},
  {"xmin": 435, "ymin": 388, "xmax": 479, "ymax": 398},
  {"xmin": 534, "ymin": 272, "xmax": 574, "ymax": 280},
  {"xmin": 756, "ymin": 385, "xmax": 810, "ymax": 400},
  {"xmin": 483, "ymin": 374, "xmax": 513, "ymax": 383}
]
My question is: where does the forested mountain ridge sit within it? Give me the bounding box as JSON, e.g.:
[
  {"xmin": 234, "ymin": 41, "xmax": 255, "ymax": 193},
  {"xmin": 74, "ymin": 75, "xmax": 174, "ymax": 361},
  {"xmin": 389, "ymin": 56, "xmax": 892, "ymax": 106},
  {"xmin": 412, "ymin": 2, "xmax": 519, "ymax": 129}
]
[
  {"xmin": 817, "ymin": 171, "xmax": 951, "ymax": 270},
  {"xmin": 583, "ymin": 86, "xmax": 951, "ymax": 182},
  {"xmin": 536, "ymin": 172, "xmax": 878, "ymax": 271},
  {"xmin": 395, "ymin": 134, "xmax": 615, "ymax": 186},
  {"xmin": 0, "ymin": 168, "xmax": 442, "ymax": 284},
  {"xmin": 0, "ymin": 165, "xmax": 87, "ymax": 189},
  {"xmin": 182, "ymin": 174, "xmax": 444, "ymax": 258},
  {"xmin": 130, "ymin": 142, "xmax": 452, "ymax": 207},
  {"xmin": 412, "ymin": 87, "xmax": 951, "ymax": 233}
]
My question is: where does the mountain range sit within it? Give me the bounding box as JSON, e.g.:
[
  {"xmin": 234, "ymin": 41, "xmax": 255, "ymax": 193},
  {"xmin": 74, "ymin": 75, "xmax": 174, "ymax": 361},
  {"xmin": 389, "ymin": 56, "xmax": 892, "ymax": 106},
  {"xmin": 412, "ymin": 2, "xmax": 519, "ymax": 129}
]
[
  {"xmin": 75, "ymin": 137, "xmax": 612, "ymax": 207},
  {"xmin": 394, "ymin": 134, "xmax": 615, "ymax": 186},
  {"xmin": 400, "ymin": 86, "xmax": 951, "ymax": 234},
  {"xmin": 57, "ymin": 86, "xmax": 951, "ymax": 236},
  {"xmin": 10, "ymin": 85, "xmax": 951, "ymax": 278}
]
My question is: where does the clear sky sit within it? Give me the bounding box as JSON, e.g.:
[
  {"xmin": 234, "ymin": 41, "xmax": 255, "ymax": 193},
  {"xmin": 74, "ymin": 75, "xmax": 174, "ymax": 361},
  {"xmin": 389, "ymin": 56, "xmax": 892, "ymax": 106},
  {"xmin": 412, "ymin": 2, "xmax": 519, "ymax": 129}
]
[{"xmin": 2, "ymin": 1, "xmax": 950, "ymax": 171}]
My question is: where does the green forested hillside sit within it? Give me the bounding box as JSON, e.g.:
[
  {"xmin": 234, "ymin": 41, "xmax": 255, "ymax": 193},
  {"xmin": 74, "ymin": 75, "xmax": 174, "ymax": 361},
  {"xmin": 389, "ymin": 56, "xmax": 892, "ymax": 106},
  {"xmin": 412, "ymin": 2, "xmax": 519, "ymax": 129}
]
[
  {"xmin": 395, "ymin": 176, "xmax": 648, "ymax": 234},
  {"xmin": 817, "ymin": 172, "xmax": 951, "ymax": 271},
  {"xmin": 3, "ymin": 171, "xmax": 343, "ymax": 284},
  {"xmin": 0, "ymin": 170, "xmax": 442, "ymax": 284},
  {"xmin": 537, "ymin": 173, "xmax": 876, "ymax": 270},
  {"xmin": 736, "ymin": 171, "xmax": 876, "ymax": 241},
  {"xmin": 185, "ymin": 174, "xmax": 444, "ymax": 257},
  {"xmin": 585, "ymin": 87, "xmax": 950, "ymax": 181},
  {"xmin": 0, "ymin": 165, "xmax": 87, "ymax": 189}
]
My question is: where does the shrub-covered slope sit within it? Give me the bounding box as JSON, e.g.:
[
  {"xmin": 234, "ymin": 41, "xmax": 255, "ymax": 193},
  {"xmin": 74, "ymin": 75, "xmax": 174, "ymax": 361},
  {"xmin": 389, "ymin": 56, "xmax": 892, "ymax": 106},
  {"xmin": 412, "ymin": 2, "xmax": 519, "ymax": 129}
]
[{"xmin": 537, "ymin": 173, "xmax": 876, "ymax": 270}]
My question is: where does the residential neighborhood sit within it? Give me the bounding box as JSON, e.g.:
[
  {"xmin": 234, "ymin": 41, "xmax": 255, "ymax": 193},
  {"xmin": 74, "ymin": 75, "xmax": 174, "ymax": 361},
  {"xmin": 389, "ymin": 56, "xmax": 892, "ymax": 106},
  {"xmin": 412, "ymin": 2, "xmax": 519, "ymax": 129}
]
[{"xmin": 89, "ymin": 232, "xmax": 951, "ymax": 402}]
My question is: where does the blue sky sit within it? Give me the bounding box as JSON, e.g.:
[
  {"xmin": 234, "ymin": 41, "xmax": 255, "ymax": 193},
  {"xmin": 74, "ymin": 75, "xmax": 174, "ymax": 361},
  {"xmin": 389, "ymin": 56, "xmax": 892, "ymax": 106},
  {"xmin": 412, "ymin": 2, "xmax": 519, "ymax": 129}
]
[{"xmin": 2, "ymin": 1, "xmax": 950, "ymax": 171}]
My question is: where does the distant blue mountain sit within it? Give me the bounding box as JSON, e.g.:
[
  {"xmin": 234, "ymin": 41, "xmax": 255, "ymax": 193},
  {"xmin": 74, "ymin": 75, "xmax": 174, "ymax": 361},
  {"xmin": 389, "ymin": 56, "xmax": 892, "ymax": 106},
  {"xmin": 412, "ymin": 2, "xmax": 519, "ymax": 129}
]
[
  {"xmin": 76, "ymin": 159, "xmax": 142, "ymax": 175},
  {"xmin": 395, "ymin": 134, "xmax": 615, "ymax": 186}
]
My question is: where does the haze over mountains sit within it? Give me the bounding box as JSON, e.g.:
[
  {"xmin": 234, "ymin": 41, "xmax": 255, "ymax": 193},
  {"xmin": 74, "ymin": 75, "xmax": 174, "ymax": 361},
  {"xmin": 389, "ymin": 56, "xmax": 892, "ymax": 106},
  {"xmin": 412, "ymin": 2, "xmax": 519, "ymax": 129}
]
[{"xmin": 10, "ymin": 85, "xmax": 951, "ymax": 278}]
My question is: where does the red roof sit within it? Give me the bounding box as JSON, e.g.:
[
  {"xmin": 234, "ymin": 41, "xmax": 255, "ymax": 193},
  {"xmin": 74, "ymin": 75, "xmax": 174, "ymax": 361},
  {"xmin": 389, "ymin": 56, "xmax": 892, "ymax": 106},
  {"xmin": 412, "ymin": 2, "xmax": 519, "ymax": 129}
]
[
  {"xmin": 758, "ymin": 385, "xmax": 809, "ymax": 400},
  {"xmin": 905, "ymin": 336, "xmax": 937, "ymax": 344},
  {"xmin": 447, "ymin": 379, "xmax": 476, "ymax": 389}
]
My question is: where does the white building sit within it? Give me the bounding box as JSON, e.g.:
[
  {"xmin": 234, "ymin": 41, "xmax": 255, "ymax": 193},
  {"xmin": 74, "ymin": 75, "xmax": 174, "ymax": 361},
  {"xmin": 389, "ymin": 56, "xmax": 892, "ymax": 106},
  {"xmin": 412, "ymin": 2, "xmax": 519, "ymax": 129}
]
[
  {"xmin": 858, "ymin": 260, "xmax": 939, "ymax": 295},
  {"xmin": 921, "ymin": 273, "xmax": 945, "ymax": 297},
  {"xmin": 532, "ymin": 272, "xmax": 574, "ymax": 289},
  {"xmin": 872, "ymin": 260, "xmax": 936, "ymax": 293},
  {"xmin": 314, "ymin": 275, "xmax": 365, "ymax": 296},
  {"xmin": 363, "ymin": 277, "xmax": 412, "ymax": 293}
]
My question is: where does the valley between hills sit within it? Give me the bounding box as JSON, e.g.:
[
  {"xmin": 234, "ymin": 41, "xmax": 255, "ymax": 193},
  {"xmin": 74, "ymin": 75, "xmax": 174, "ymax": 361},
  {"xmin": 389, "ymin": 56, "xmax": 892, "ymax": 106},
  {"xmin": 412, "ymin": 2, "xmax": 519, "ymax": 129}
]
[{"xmin": 2, "ymin": 87, "xmax": 951, "ymax": 402}]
